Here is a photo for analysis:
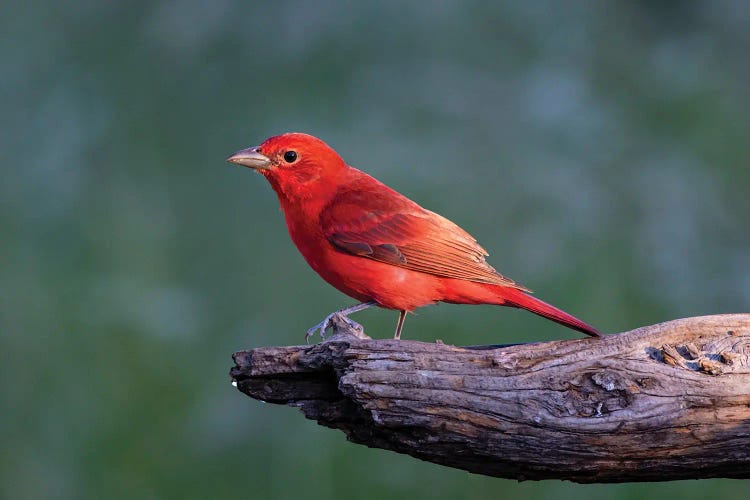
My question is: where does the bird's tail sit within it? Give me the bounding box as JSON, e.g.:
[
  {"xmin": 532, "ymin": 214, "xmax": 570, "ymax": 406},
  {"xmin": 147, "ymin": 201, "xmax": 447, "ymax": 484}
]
[{"xmin": 499, "ymin": 286, "xmax": 601, "ymax": 338}]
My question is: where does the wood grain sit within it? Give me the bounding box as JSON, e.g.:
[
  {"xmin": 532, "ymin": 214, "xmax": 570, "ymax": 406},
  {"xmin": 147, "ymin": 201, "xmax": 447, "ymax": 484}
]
[{"xmin": 230, "ymin": 314, "xmax": 750, "ymax": 482}]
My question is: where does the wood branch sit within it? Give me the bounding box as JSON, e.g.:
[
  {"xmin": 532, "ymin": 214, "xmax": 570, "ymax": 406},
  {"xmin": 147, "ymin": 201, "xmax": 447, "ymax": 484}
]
[{"xmin": 230, "ymin": 314, "xmax": 750, "ymax": 483}]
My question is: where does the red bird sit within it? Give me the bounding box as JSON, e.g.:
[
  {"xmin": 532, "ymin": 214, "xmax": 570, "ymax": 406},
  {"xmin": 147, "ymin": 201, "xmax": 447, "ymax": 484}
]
[{"xmin": 227, "ymin": 133, "xmax": 600, "ymax": 341}]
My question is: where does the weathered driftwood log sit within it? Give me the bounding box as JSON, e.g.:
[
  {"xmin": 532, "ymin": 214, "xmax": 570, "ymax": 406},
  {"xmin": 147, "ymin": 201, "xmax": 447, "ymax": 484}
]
[{"xmin": 230, "ymin": 314, "xmax": 750, "ymax": 483}]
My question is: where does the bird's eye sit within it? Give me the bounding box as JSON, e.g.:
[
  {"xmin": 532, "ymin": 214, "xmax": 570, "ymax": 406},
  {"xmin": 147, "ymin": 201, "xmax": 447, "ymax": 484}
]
[{"xmin": 283, "ymin": 151, "xmax": 298, "ymax": 163}]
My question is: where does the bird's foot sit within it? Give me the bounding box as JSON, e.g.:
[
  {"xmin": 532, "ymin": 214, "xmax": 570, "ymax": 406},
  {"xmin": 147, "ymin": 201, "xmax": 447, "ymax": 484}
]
[{"xmin": 305, "ymin": 313, "xmax": 368, "ymax": 343}]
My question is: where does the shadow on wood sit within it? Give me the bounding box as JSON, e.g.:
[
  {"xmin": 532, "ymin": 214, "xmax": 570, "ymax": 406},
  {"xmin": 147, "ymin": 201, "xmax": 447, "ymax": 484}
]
[{"xmin": 230, "ymin": 314, "xmax": 750, "ymax": 483}]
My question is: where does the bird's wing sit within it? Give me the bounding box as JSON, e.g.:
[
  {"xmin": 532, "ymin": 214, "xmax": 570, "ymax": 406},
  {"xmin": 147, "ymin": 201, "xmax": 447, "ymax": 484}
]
[{"xmin": 320, "ymin": 186, "xmax": 531, "ymax": 291}]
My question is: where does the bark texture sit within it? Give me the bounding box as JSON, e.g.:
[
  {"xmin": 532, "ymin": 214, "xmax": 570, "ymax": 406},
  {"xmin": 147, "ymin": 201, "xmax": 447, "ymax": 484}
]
[{"xmin": 230, "ymin": 314, "xmax": 750, "ymax": 483}]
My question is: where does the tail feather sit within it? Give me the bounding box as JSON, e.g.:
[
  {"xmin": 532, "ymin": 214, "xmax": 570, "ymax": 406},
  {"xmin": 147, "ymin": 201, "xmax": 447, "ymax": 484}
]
[{"xmin": 501, "ymin": 287, "xmax": 601, "ymax": 338}]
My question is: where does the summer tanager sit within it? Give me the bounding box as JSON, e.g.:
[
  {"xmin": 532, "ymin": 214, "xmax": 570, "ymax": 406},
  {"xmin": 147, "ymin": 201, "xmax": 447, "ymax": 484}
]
[{"xmin": 227, "ymin": 133, "xmax": 600, "ymax": 340}]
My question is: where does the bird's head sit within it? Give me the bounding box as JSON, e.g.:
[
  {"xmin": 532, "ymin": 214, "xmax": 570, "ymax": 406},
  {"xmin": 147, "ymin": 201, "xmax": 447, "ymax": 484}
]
[{"xmin": 227, "ymin": 133, "xmax": 346, "ymax": 203}]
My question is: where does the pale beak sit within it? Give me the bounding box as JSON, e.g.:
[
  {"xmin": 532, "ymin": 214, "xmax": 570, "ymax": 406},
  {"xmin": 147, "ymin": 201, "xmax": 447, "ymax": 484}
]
[{"xmin": 226, "ymin": 147, "xmax": 272, "ymax": 170}]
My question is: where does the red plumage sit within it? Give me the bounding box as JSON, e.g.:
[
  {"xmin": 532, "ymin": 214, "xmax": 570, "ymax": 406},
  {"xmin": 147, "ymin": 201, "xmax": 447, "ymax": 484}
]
[{"xmin": 227, "ymin": 133, "xmax": 600, "ymax": 339}]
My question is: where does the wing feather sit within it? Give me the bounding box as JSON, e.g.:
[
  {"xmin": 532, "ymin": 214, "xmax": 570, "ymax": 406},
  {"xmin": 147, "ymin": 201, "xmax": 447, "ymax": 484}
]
[{"xmin": 320, "ymin": 187, "xmax": 530, "ymax": 291}]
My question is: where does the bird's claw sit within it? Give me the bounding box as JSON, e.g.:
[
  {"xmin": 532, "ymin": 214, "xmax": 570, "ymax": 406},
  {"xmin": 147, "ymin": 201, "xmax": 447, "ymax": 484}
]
[
  {"xmin": 305, "ymin": 312, "xmax": 365, "ymax": 343},
  {"xmin": 305, "ymin": 319, "xmax": 328, "ymax": 344}
]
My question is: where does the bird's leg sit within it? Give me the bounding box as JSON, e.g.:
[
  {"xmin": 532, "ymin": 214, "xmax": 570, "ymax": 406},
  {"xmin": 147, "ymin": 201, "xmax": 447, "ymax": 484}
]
[
  {"xmin": 394, "ymin": 310, "xmax": 407, "ymax": 339},
  {"xmin": 305, "ymin": 301, "xmax": 377, "ymax": 342}
]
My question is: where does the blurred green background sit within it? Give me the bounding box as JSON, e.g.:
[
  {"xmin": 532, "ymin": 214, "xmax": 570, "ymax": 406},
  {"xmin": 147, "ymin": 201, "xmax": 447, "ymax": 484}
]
[{"xmin": 2, "ymin": 1, "xmax": 749, "ymax": 498}]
